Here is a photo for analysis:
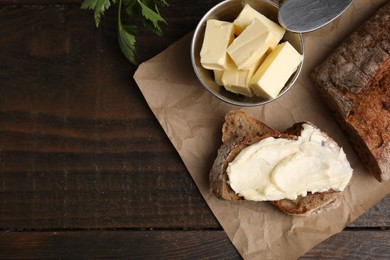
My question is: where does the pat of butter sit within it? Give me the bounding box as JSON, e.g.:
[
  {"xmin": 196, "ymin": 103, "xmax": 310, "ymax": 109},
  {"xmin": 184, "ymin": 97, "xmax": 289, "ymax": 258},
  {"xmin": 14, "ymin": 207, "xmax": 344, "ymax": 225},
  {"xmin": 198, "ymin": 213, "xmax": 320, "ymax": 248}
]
[
  {"xmin": 221, "ymin": 66, "xmax": 257, "ymax": 97},
  {"xmin": 200, "ymin": 19, "xmax": 235, "ymax": 70},
  {"xmin": 250, "ymin": 41, "xmax": 301, "ymax": 99},
  {"xmin": 227, "ymin": 123, "xmax": 353, "ymax": 201},
  {"xmin": 234, "ymin": 4, "xmax": 286, "ymax": 49},
  {"xmin": 227, "ymin": 19, "xmax": 272, "ymax": 70},
  {"xmin": 214, "ymin": 70, "xmax": 224, "ymax": 86}
]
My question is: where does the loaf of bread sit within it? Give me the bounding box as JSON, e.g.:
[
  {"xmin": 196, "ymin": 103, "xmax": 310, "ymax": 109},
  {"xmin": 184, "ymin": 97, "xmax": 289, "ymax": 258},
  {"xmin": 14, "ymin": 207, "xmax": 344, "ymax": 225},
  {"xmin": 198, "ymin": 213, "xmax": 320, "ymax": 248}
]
[
  {"xmin": 210, "ymin": 110, "xmax": 346, "ymax": 216},
  {"xmin": 311, "ymin": 2, "xmax": 390, "ymax": 182}
]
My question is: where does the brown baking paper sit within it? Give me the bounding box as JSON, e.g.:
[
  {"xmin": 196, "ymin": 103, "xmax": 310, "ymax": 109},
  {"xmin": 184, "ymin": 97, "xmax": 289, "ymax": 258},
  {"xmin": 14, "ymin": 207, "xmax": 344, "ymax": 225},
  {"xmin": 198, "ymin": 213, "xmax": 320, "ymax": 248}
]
[{"xmin": 134, "ymin": 0, "xmax": 389, "ymax": 258}]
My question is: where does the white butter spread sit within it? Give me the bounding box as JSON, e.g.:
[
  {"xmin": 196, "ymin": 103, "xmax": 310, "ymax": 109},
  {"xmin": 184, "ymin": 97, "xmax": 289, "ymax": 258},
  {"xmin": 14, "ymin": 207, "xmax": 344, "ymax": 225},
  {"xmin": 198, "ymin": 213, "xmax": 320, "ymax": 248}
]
[{"xmin": 226, "ymin": 124, "xmax": 353, "ymax": 201}]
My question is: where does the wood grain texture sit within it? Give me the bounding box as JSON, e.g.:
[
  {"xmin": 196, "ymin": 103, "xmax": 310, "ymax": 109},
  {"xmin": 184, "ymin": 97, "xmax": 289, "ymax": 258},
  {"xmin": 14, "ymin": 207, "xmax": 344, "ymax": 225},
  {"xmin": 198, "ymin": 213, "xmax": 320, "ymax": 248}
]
[
  {"xmin": 0, "ymin": 1, "xmax": 389, "ymax": 259},
  {"xmin": 0, "ymin": 231, "xmax": 241, "ymax": 259},
  {"xmin": 0, "ymin": 230, "xmax": 388, "ymax": 259},
  {"xmin": 0, "ymin": 4, "xmax": 220, "ymax": 229},
  {"xmin": 351, "ymin": 195, "xmax": 390, "ymax": 227},
  {"xmin": 301, "ymin": 230, "xmax": 390, "ymax": 259}
]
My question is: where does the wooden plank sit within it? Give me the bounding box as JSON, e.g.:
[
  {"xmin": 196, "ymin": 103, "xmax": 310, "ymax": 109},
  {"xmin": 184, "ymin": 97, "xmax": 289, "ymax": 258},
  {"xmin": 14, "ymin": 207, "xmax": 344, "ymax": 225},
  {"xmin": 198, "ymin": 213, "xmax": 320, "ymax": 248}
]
[
  {"xmin": 0, "ymin": 4, "xmax": 219, "ymax": 229},
  {"xmin": 0, "ymin": 230, "xmax": 388, "ymax": 259},
  {"xmin": 351, "ymin": 195, "xmax": 390, "ymax": 227},
  {"xmin": 0, "ymin": 230, "xmax": 241, "ymax": 259},
  {"xmin": 301, "ymin": 230, "xmax": 390, "ymax": 259}
]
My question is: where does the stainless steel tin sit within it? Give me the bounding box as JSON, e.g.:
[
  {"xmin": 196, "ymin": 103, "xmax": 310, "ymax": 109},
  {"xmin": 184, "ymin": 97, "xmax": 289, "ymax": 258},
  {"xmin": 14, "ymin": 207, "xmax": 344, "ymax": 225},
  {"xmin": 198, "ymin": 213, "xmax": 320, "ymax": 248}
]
[{"xmin": 191, "ymin": 0, "xmax": 304, "ymax": 106}]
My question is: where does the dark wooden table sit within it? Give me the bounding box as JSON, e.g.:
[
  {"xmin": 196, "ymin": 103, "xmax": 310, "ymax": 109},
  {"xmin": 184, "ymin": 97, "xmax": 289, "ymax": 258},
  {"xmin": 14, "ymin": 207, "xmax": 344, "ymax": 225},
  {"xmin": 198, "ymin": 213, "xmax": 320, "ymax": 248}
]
[{"xmin": 0, "ymin": 0, "xmax": 389, "ymax": 258}]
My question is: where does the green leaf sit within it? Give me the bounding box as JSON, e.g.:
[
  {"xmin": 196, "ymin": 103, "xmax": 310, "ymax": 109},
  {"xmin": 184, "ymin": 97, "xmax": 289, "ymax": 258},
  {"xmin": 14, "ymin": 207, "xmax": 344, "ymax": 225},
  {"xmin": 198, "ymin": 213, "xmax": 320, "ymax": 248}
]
[
  {"xmin": 137, "ymin": 0, "xmax": 166, "ymax": 32},
  {"xmin": 156, "ymin": 0, "xmax": 168, "ymax": 7},
  {"xmin": 118, "ymin": 23, "xmax": 138, "ymax": 64},
  {"xmin": 141, "ymin": 16, "xmax": 162, "ymax": 36},
  {"xmin": 81, "ymin": 0, "xmax": 113, "ymax": 27},
  {"xmin": 123, "ymin": 0, "xmax": 139, "ymax": 17},
  {"xmin": 82, "ymin": 0, "xmax": 168, "ymax": 65}
]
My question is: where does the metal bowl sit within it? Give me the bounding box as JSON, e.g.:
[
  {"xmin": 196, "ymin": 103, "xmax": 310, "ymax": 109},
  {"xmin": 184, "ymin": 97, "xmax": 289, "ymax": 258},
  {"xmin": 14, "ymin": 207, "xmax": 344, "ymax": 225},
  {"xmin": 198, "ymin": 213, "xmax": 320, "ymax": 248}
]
[{"xmin": 191, "ymin": 0, "xmax": 304, "ymax": 106}]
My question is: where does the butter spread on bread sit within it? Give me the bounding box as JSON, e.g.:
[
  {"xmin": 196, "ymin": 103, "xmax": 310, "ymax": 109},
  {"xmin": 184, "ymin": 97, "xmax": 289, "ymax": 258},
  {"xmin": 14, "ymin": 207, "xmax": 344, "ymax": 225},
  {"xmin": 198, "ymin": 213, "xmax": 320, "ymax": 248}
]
[
  {"xmin": 210, "ymin": 110, "xmax": 352, "ymax": 216},
  {"xmin": 227, "ymin": 123, "xmax": 352, "ymax": 201}
]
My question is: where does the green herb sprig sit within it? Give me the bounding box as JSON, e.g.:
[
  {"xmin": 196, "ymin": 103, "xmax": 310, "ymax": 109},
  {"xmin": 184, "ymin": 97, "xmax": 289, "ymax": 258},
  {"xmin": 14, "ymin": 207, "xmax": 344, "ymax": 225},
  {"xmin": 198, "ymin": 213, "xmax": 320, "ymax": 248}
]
[{"xmin": 81, "ymin": 0, "xmax": 168, "ymax": 64}]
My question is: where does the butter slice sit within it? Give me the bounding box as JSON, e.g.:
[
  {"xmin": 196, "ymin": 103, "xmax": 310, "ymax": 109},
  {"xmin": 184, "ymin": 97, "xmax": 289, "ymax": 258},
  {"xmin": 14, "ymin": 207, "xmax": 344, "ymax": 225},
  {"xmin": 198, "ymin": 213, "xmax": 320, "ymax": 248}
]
[
  {"xmin": 227, "ymin": 19, "xmax": 272, "ymax": 70},
  {"xmin": 221, "ymin": 66, "xmax": 257, "ymax": 97},
  {"xmin": 234, "ymin": 4, "xmax": 285, "ymax": 49},
  {"xmin": 200, "ymin": 19, "xmax": 235, "ymax": 70},
  {"xmin": 250, "ymin": 41, "xmax": 301, "ymax": 99},
  {"xmin": 214, "ymin": 70, "xmax": 224, "ymax": 86}
]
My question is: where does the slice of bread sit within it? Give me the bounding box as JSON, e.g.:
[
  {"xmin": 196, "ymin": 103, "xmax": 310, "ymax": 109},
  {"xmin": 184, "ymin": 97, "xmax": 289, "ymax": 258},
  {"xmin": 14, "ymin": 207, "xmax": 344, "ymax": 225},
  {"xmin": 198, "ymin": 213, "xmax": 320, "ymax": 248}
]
[
  {"xmin": 210, "ymin": 110, "xmax": 344, "ymax": 216},
  {"xmin": 311, "ymin": 2, "xmax": 390, "ymax": 181},
  {"xmin": 222, "ymin": 110, "xmax": 274, "ymax": 143}
]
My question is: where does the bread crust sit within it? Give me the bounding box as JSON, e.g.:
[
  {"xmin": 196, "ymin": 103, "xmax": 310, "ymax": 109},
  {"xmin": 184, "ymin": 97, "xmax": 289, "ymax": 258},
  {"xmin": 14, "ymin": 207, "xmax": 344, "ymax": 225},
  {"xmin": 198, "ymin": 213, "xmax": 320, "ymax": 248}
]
[
  {"xmin": 222, "ymin": 110, "xmax": 274, "ymax": 143},
  {"xmin": 311, "ymin": 2, "xmax": 390, "ymax": 181},
  {"xmin": 271, "ymin": 191, "xmax": 342, "ymax": 216},
  {"xmin": 210, "ymin": 110, "xmax": 346, "ymax": 216}
]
